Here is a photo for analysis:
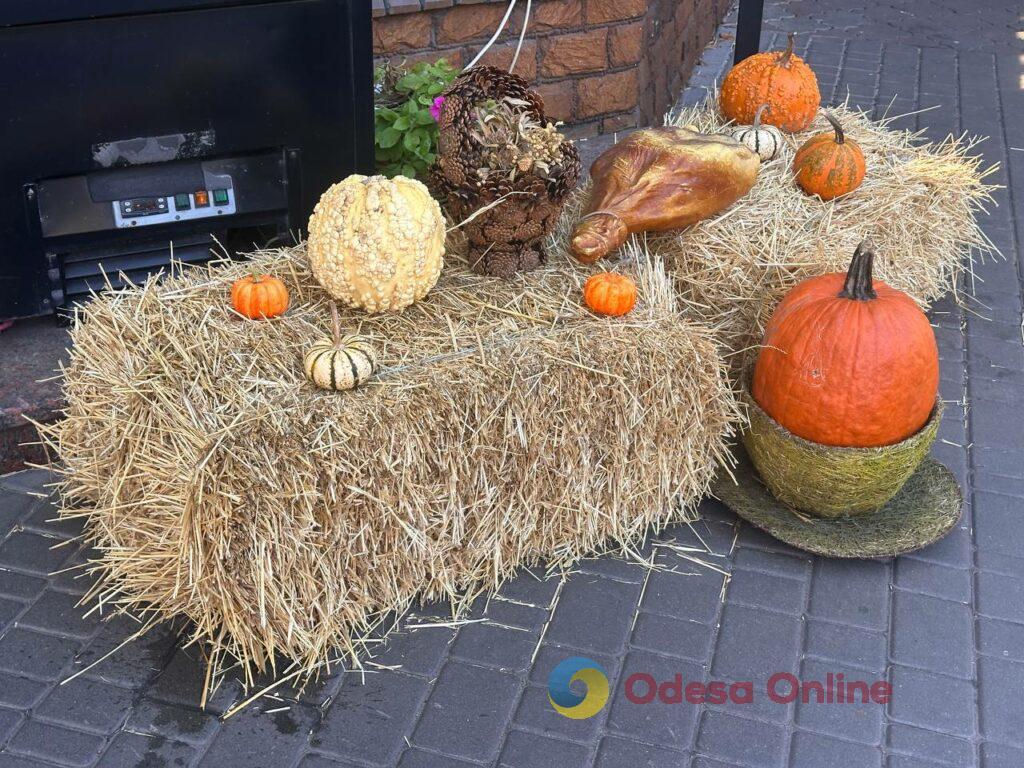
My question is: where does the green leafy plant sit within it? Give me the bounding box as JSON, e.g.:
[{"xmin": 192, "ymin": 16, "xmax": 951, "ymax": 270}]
[{"xmin": 375, "ymin": 58, "xmax": 457, "ymax": 179}]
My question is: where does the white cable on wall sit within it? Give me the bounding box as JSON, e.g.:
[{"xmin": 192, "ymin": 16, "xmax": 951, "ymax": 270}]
[
  {"xmin": 463, "ymin": 0, "xmax": 519, "ymax": 72},
  {"xmin": 510, "ymin": 0, "xmax": 531, "ymax": 73}
]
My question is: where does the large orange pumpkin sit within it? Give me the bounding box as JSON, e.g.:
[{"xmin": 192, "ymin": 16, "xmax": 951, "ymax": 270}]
[
  {"xmin": 751, "ymin": 241, "xmax": 938, "ymax": 448},
  {"xmin": 720, "ymin": 33, "xmax": 820, "ymax": 132},
  {"xmin": 793, "ymin": 111, "xmax": 866, "ymax": 200}
]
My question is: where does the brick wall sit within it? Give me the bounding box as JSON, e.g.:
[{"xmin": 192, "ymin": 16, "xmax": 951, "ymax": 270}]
[{"xmin": 372, "ymin": 0, "xmax": 732, "ymax": 137}]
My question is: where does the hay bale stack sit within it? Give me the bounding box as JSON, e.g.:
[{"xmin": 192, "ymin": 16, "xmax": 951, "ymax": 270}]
[
  {"xmin": 39, "ymin": 244, "xmax": 739, "ymax": 680},
  {"xmin": 550, "ymin": 101, "xmax": 997, "ymax": 369}
]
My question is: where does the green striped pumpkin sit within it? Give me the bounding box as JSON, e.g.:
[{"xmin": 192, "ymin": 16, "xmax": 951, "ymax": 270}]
[{"xmin": 303, "ymin": 302, "xmax": 378, "ymax": 391}]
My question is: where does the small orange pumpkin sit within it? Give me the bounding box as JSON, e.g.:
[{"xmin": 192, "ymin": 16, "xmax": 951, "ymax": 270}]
[
  {"xmin": 231, "ymin": 272, "xmax": 289, "ymax": 319},
  {"xmin": 583, "ymin": 273, "xmax": 636, "ymax": 317},
  {"xmin": 752, "ymin": 241, "xmax": 939, "ymax": 448},
  {"xmin": 793, "ymin": 111, "xmax": 866, "ymax": 200},
  {"xmin": 720, "ymin": 33, "xmax": 820, "ymax": 132}
]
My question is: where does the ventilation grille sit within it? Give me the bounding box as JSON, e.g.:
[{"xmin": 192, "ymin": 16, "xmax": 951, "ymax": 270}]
[{"xmin": 59, "ymin": 235, "xmax": 216, "ymax": 306}]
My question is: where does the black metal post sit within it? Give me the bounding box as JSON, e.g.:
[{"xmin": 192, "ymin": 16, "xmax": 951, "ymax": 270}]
[{"xmin": 734, "ymin": 0, "xmax": 765, "ymax": 63}]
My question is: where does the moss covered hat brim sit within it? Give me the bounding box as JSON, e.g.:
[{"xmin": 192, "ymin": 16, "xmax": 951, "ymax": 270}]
[{"xmin": 713, "ymin": 446, "xmax": 963, "ymax": 559}]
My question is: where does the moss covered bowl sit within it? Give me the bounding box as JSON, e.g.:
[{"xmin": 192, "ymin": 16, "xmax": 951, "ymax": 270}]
[{"xmin": 741, "ymin": 390, "xmax": 943, "ymax": 518}]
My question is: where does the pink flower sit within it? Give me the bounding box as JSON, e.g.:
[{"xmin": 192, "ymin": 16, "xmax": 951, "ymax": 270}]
[{"xmin": 430, "ymin": 96, "xmax": 445, "ymax": 122}]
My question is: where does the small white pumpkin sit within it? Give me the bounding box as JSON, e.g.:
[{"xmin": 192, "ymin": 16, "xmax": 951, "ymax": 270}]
[
  {"xmin": 732, "ymin": 104, "xmax": 783, "ymax": 161},
  {"xmin": 303, "ymin": 303, "xmax": 378, "ymax": 391}
]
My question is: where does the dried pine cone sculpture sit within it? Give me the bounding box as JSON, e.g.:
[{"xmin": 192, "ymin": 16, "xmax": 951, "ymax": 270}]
[{"xmin": 431, "ymin": 66, "xmax": 580, "ymax": 278}]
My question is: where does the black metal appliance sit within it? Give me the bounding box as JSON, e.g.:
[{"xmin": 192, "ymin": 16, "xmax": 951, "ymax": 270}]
[{"xmin": 1, "ymin": 0, "xmax": 373, "ymax": 319}]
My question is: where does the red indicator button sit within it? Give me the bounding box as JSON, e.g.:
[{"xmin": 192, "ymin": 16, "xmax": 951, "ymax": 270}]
[{"xmin": 194, "ymin": 190, "xmax": 210, "ymax": 208}]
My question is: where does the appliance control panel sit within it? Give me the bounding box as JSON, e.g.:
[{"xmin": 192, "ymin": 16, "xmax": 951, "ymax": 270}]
[{"xmin": 113, "ymin": 186, "xmax": 236, "ymax": 228}]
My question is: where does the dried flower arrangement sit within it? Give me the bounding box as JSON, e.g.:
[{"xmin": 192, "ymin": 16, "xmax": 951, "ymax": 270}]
[{"xmin": 431, "ymin": 66, "xmax": 580, "ymax": 278}]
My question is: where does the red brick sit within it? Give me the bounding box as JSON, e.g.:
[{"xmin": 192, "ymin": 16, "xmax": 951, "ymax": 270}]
[
  {"xmin": 602, "ymin": 113, "xmax": 638, "ymax": 133},
  {"xmin": 534, "ymin": 0, "xmax": 583, "ymax": 31},
  {"xmin": 437, "ymin": 4, "xmax": 520, "ymax": 45},
  {"xmin": 536, "ymin": 80, "xmax": 576, "ymax": 122},
  {"xmin": 539, "ymin": 29, "xmax": 607, "ymax": 77},
  {"xmin": 373, "ymin": 13, "xmax": 432, "ymax": 55},
  {"xmin": 471, "ymin": 40, "xmax": 538, "ymax": 81},
  {"xmin": 608, "ymin": 21, "xmax": 644, "ymax": 67},
  {"xmin": 576, "ymin": 69, "xmax": 638, "ymax": 117},
  {"xmin": 396, "ymin": 48, "xmax": 464, "ymax": 70},
  {"xmin": 585, "ymin": 0, "xmax": 645, "ymax": 24}
]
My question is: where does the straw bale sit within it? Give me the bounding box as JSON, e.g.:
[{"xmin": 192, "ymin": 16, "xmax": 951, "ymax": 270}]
[
  {"xmin": 550, "ymin": 100, "xmax": 998, "ymax": 369},
  {"xmin": 37, "ymin": 242, "xmax": 739, "ymax": 682}
]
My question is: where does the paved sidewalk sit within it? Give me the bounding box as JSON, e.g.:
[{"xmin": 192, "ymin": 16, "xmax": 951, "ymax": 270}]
[{"xmin": 0, "ymin": 1, "xmax": 1022, "ymax": 766}]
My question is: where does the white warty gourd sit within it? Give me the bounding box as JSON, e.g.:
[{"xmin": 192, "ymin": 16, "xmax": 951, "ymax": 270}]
[{"xmin": 307, "ymin": 174, "xmax": 445, "ymax": 314}]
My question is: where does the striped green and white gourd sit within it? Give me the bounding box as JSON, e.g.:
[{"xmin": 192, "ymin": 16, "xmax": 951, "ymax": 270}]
[
  {"xmin": 732, "ymin": 103, "xmax": 783, "ymax": 161},
  {"xmin": 303, "ymin": 302, "xmax": 378, "ymax": 391}
]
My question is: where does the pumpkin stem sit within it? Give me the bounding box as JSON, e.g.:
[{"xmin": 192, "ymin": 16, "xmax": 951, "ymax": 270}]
[
  {"xmin": 779, "ymin": 33, "xmax": 795, "ymax": 67},
  {"xmin": 838, "ymin": 241, "xmax": 877, "ymax": 301},
  {"xmin": 823, "ymin": 110, "xmax": 845, "ymax": 144},
  {"xmin": 753, "ymin": 103, "xmax": 769, "ymax": 129},
  {"xmin": 250, "ymin": 268, "xmax": 262, "ymax": 283},
  {"xmin": 329, "ymin": 301, "xmax": 342, "ymax": 347}
]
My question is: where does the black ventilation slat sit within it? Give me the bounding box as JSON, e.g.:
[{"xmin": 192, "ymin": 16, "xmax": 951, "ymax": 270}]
[{"xmin": 63, "ymin": 244, "xmax": 212, "ymax": 280}]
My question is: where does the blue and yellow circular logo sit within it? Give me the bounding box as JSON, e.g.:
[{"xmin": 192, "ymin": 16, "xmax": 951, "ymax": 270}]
[{"xmin": 547, "ymin": 656, "xmax": 609, "ymax": 719}]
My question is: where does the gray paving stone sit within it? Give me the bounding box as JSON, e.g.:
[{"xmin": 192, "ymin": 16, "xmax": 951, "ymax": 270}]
[
  {"xmin": 605, "ymin": 650, "xmax": 701, "ymax": 749},
  {"xmin": 887, "ymin": 757, "xmax": 955, "ymax": 768},
  {"xmin": 978, "ymin": 656, "xmax": 1024, "ymax": 746},
  {"xmin": 76, "ymin": 619, "xmax": 178, "ymax": 690},
  {"xmin": 640, "ymin": 568, "xmax": 723, "ymax": 626},
  {"xmin": 0, "ymin": 707, "xmax": 24, "ymax": 747},
  {"xmin": 596, "ymin": 734, "xmax": 690, "ymax": 768},
  {"xmin": 887, "ymin": 723, "xmax": 975, "ymax": 767},
  {"xmin": 498, "ymin": 729, "xmax": 591, "ymax": 768},
  {"xmin": 314, "ymin": 670, "xmax": 428, "ymax": 764},
  {"xmin": 710, "ymin": 604, "xmax": 801, "ymax": 722},
  {"xmin": 978, "ymin": 616, "xmax": 1024, "ymax": 663},
  {"xmin": 0, "ymin": 492, "xmax": 36, "ymax": 536},
  {"xmin": 148, "ymin": 648, "xmax": 241, "ymax": 715},
  {"xmin": 198, "ymin": 703, "xmax": 317, "ymax": 768},
  {"xmin": 0, "ymin": 570, "xmax": 46, "ymax": 604},
  {"xmin": 0, "ymin": 468, "xmax": 51, "ymax": 493},
  {"xmin": 895, "ymin": 558, "xmax": 971, "ymax": 604},
  {"xmin": 790, "ymin": 730, "xmax": 882, "ymax": 767},
  {"xmin": 982, "ymin": 741, "xmax": 1024, "ymax": 768},
  {"xmin": 450, "ymin": 621, "xmax": 536, "ymax": 673},
  {"xmin": 977, "ymin": 570, "xmax": 1024, "ymax": 624},
  {"xmin": 731, "ymin": 547, "xmax": 812, "ymax": 580},
  {"xmin": 368, "ymin": 624, "xmax": 455, "ymax": 677},
  {"xmin": 809, "ymin": 560, "xmax": 890, "ymax": 630},
  {"xmin": 0, "ymin": 674, "xmax": 49, "ymax": 711},
  {"xmin": 795, "ymin": 659, "xmax": 886, "ymax": 745},
  {"xmin": 19, "ymin": 501, "xmax": 79, "ymax": 541},
  {"xmin": 696, "ymin": 710, "xmax": 787, "ymax": 768},
  {"xmin": 496, "ymin": 567, "xmax": 561, "ymax": 607},
  {"xmin": 297, "ymin": 755, "xmax": 360, "ymax": 768},
  {"xmin": 17, "ymin": 590, "xmax": 97, "ymax": 641},
  {"xmin": 0, "ymin": 628, "xmax": 79, "ymax": 681},
  {"xmin": 631, "ymin": 612, "xmax": 714, "ymax": 663},
  {"xmin": 395, "ymin": 748, "xmax": 477, "ymax": 768},
  {"xmin": 34, "ymin": 677, "xmax": 133, "ymax": 734},
  {"xmin": 96, "ymin": 732, "xmax": 196, "ymax": 768},
  {"xmin": 725, "ymin": 568, "xmax": 806, "ymax": 615},
  {"xmin": 891, "ymin": 591, "xmax": 974, "ymax": 678},
  {"xmin": 975, "ymin": 491, "xmax": 1024, "ymax": 562},
  {"xmin": 545, "ymin": 575, "xmax": 641, "ymax": 655},
  {"xmin": 514, "ymin": 684, "xmax": 604, "ymax": 742},
  {"xmin": 805, "ymin": 620, "xmax": 888, "ymax": 673},
  {"xmin": 889, "ymin": 667, "xmax": 976, "ymax": 738},
  {"xmin": 0, "ymin": 532, "xmax": 72, "ymax": 576},
  {"xmin": 0, "ymin": 753, "xmax": 56, "ymax": 768},
  {"xmin": 126, "ymin": 698, "xmax": 221, "ymax": 746},
  {"xmin": 7, "ymin": 719, "xmax": 106, "ymax": 768},
  {"xmin": 482, "ymin": 598, "xmax": 549, "ymax": 632},
  {"xmin": 412, "ymin": 662, "xmax": 520, "ymax": 762}
]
